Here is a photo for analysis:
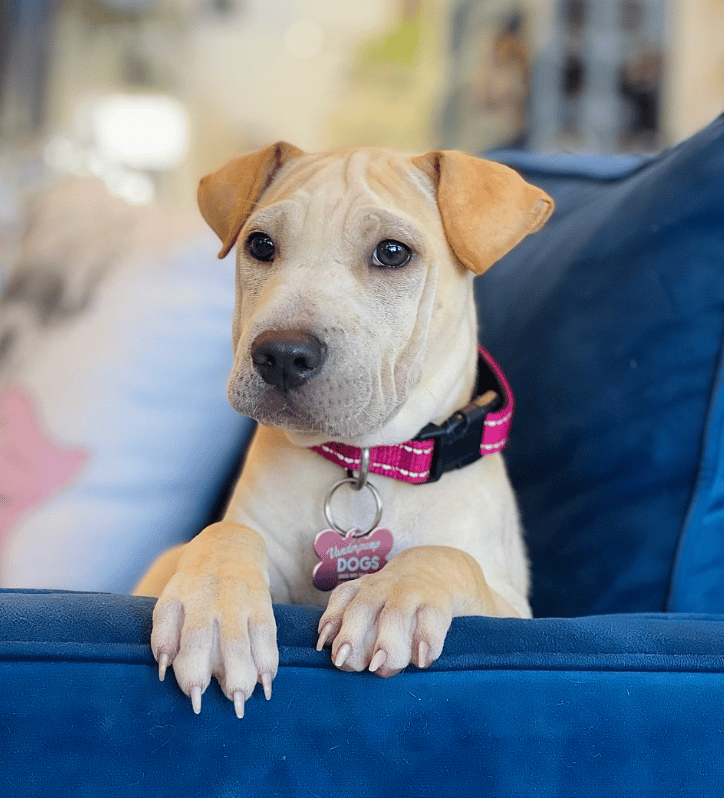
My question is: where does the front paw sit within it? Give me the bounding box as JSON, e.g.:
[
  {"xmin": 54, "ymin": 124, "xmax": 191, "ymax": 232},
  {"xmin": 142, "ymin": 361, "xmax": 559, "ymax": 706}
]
[
  {"xmin": 315, "ymin": 555, "xmax": 455, "ymax": 678},
  {"xmin": 151, "ymin": 567, "xmax": 278, "ymax": 718}
]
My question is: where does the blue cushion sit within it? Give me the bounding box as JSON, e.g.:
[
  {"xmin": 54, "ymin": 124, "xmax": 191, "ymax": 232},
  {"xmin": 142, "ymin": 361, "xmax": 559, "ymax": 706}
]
[
  {"xmin": 0, "ymin": 592, "xmax": 722, "ymax": 798},
  {"xmin": 477, "ymin": 116, "xmax": 724, "ymax": 617},
  {"xmin": 666, "ymin": 355, "xmax": 724, "ymax": 612}
]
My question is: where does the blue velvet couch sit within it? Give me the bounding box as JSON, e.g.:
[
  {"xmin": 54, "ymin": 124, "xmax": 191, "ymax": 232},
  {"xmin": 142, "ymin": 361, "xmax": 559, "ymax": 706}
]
[{"xmin": 1, "ymin": 118, "xmax": 722, "ymax": 797}]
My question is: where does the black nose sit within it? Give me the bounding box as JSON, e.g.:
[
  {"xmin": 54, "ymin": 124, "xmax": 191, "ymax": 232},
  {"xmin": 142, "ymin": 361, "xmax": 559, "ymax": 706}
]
[{"xmin": 250, "ymin": 329, "xmax": 326, "ymax": 391}]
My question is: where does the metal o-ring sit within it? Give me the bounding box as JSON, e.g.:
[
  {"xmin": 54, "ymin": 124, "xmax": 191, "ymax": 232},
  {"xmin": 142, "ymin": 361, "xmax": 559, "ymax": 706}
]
[{"xmin": 323, "ymin": 477, "xmax": 383, "ymax": 537}]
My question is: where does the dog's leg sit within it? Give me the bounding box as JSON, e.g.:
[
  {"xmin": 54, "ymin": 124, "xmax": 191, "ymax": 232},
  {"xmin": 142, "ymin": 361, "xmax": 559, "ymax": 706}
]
[
  {"xmin": 316, "ymin": 545, "xmax": 520, "ymax": 677},
  {"xmin": 149, "ymin": 521, "xmax": 278, "ymax": 718},
  {"xmin": 133, "ymin": 544, "xmax": 185, "ymax": 597}
]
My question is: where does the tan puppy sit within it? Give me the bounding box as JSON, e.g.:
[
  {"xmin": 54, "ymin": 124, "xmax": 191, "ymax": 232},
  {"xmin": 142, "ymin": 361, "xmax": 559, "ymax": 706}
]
[{"xmin": 134, "ymin": 143, "xmax": 553, "ymax": 718}]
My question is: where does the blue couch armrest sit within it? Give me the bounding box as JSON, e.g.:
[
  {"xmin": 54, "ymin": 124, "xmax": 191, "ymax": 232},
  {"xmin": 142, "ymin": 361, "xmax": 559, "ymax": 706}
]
[{"xmin": 1, "ymin": 591, "xmax": 722, "ymax": 798}]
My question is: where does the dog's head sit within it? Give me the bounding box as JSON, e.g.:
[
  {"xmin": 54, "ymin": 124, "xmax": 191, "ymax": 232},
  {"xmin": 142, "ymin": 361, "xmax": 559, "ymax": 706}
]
[{"xmin": 198, "ymin": 143, "xmax": 553, "ymax": 446}]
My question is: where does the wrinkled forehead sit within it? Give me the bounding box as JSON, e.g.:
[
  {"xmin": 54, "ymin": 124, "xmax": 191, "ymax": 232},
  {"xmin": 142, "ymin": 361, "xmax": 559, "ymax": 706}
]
[{"xmin": 250, "ymin": 148, "xmax": 439, "ymax": 230}]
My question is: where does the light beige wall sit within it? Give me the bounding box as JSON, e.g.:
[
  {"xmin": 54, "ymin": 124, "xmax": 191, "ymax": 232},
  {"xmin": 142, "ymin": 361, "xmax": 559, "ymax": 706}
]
[
  {"xmin": 40, "ymin": 0, "xmax": 724, "ymax": 207},
  {"xmin": 662, "ymin": 0, "xmax": 724, "ymax": 145},
  {"xmin": 44, "ymin": 0, "xmax": 396, "ymax": 206}
]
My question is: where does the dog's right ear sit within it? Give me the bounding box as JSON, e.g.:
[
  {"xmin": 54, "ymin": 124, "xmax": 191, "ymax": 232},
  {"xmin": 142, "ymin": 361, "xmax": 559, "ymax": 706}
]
[{"xmin": 198, "ymin": 141, "xmax": 304, "ymax": 258}]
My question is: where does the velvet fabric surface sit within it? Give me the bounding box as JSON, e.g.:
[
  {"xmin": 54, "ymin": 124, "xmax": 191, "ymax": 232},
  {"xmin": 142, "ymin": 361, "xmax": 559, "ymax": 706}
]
[{"xmin": 0, "ymin": 593, "xmax": 722, "ymax": 798}]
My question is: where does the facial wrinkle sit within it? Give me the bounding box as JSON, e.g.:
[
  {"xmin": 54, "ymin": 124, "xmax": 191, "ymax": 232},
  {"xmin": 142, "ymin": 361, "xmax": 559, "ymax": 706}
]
[
  {"xmin": 364, "ymin": 153, "xmax": 437, "ymax": 215},
  {"xmin": 263, "ymin": 154, "xmax": 333, "ymax": 203}
]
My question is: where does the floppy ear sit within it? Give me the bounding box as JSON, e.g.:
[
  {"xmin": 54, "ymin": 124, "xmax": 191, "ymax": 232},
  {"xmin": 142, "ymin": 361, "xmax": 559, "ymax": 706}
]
[
  {"xmin": 198, "ymin": 141, "xmax": 305, "ymax": 258},
  {"xmin": 412, "ymin": 150, "xmax": 554, "ymax": 275}
]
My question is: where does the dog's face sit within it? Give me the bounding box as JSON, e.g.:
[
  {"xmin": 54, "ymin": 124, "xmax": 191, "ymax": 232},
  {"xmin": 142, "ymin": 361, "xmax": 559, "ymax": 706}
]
[
  {"xmin": 198, "ymin": 144, "xmax": 553, "ymax": 445},
  {"xmin": 226, "ymin": 149, "xmax": 472, "ymax": 443}
]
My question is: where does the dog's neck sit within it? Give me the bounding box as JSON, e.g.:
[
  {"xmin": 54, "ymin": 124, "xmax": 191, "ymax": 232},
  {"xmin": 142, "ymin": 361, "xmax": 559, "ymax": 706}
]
[
  {"xmin": 309, "ymin": 345, "xmax": 512, "ymax": 485},
  {"xmin": 359, "ymin": 344, "xmax": 479, "ymax": 449},
  {"xmin": 283, "ymin": 343, "xmax": 478, "ymax": 451},
  {"xmin": 284, "ymin": 292, "xmax": 479, "ymax": 451}
]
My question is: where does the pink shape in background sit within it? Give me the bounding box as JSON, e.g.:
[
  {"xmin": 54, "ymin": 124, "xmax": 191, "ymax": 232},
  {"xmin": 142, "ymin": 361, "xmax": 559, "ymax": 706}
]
[{"xmin": 0, "ymin": 387, "xmax": 88, "ymax": 553}]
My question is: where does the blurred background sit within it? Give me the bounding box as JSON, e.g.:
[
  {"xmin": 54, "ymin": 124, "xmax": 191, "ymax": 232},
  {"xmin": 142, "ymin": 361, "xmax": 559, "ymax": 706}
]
[{"xmin": 0, "ymin": 0, "xmax": 722, "ymax": 251}]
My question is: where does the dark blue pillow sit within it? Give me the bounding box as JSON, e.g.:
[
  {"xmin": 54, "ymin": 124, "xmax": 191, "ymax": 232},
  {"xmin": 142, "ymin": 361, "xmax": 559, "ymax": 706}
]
[{"xmin": 477, "ymin": 117, "xmax": 724, "ymax": 618}]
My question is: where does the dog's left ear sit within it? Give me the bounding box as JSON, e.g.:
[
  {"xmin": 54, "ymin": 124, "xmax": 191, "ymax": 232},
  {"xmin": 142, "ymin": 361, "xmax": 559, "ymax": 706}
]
[
  {"xmin": 412, "ymin": 150, "xmax": 554, "ymax": 275},
  {"xmin": 198, "ymin": 141, "xmax": 305, "ymax": 258}
]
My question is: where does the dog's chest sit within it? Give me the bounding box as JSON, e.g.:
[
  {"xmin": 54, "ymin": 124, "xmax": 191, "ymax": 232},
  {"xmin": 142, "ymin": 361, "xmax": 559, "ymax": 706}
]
[
  {"xmin": 229, "ymin": 444, "xmax": 512, "ymax": 606},
  {"xmin": 243, "ymin": 473, "xmax": 420, "ymax": 606}
]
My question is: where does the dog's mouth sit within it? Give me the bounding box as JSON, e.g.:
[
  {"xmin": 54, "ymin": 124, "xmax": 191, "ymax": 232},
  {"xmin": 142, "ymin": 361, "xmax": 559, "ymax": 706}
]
[
  {"xmin": 230, "ymin": 385, "xmax": 321, "ymax": 433},
  {"xmin": 228, "ymin": 318, "xmax": 421, "ymax": 440},
  {"xmin": 228, "ymin": 367, "xmax": 401, "ymax": 440}
]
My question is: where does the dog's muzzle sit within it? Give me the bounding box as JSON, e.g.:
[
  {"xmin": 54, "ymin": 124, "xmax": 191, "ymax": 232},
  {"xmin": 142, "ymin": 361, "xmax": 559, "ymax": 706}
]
[{"xmin": 251, "ymin": 329, "xmax": 327, "ymax": 392}]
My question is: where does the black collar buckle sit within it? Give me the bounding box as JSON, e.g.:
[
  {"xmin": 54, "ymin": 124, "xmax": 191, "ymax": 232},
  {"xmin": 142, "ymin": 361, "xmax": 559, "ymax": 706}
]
[{"xmin": 414, "ymin": 390, "xmax": 501, "ymax": 483}]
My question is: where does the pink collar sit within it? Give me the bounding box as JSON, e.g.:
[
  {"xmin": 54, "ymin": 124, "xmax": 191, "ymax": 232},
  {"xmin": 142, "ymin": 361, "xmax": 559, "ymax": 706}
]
[{"xmin": 311, "ymin": 346, "xmax": 513, "ymax": 484}]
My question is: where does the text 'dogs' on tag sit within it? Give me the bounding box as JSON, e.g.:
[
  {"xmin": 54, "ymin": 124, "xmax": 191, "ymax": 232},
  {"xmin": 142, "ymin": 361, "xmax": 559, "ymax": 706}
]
[{"xmin": 312, "ymin": 526, "xmax": 393, "ymax": 591}]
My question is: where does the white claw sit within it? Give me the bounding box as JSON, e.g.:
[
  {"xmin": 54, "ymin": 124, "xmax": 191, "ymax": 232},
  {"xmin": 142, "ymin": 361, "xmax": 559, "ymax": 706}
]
[
  {"xmin": 157, "ymin": 653, "xmax": 169, "ymax": 682},
  {"xmin": 334, "ymin": 642, "xmax": 352, "ymax": 669},
  {"xmin": 190, "ymin": 685, "xmax": 202, "ymax": 715},
  {"xmin": 261, "ymin": 672, "xmax": 273, "ymax": 701},
  {"xmin": 418, "ymin": 641, "xmax": 429, "ymax": 669},
  {"xmin": 233, "ymin": 691, "xmax": 245, "ymax": 719},
  {"xmin": 368, "ymin": 649, "xmax": 387, "ymax": 673},
  {"xmin": 316, "ymin": 622, "xmax": 333, "ymax": 651}
]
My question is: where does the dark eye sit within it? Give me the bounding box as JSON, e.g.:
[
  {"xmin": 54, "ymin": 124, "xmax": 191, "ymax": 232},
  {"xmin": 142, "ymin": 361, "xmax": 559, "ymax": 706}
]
[
  {"xmin": 246, "ymin": 232, "xmax": 276, "ymax": 262},
  {"xmin": 371, "ymin": 239, "xmax": 412, "ymax": 268}
]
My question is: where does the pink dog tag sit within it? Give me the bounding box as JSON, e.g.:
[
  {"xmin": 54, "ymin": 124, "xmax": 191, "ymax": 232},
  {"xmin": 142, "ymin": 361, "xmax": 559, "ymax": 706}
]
[{"xmin": 313, "ymin": 527, "xmax": 393, "ymax": 592}]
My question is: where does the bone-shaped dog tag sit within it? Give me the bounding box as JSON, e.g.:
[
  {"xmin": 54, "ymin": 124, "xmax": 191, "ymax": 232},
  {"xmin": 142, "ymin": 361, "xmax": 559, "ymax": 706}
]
[{"xmin": 312, "ymin": 527, "xmax": 394, "ymax": 592}]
